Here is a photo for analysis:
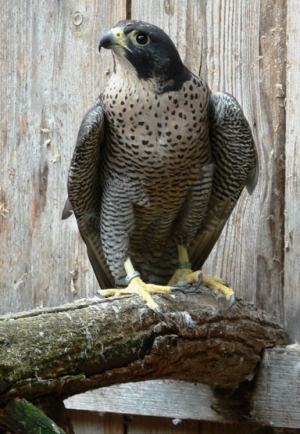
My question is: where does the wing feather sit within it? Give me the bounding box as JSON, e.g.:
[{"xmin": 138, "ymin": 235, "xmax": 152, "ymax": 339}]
[
  {"xmin": 62, "ymin": 103, "xmax": 114, "ymax": 288},
  {"xmin": 189, "ymin": 92, "xmax": 258, "ymax": 270}
]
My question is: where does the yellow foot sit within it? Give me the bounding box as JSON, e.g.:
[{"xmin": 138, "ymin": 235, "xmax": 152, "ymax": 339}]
[
  {"xmin": 168, "ymin": 268, "xmax": 235, "ymax": 308},
  {"xmin": 168, "ymin": 268, "xmax": 201, "ymax": 286},
  {"xmin": 98, "ymin": 276, "xmax": 171, "ymax": 319}
]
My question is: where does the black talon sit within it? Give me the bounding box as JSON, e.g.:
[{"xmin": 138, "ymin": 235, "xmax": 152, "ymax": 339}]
[
  {"xmin": 170, "ymin": 285, "xmax": 186, "ymax": 294},
  {"xmin": 195, "ymin": 272, "xmax": 203, "ymax": 290},
  {"xmin": 219, "ymin": 293, "xmax": 236, "ymax": 313},
  {"xmin": 227, "ymin": 293, "xmax": 236, "ymax": 309},
  {"xmin": 155, "ymin": 307, "xmax": 166, "ymax": 321}
]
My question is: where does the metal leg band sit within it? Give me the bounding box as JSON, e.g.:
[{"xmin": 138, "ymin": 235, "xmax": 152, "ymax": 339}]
[{"xmin": 125, "ymin": 270, "xmax": 141, "ymax": 284}]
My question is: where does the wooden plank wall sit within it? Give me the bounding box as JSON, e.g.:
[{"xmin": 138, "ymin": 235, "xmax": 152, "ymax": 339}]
[
  {"xmin": 0, "ymin": 0, "xmax": 291, "ymax": 335},
  {"xmin": 0, "ymin": 0, "xmax": 298, "ymax": 433},
  {"xmin": 67, "ymin": 410, "xmax": 280, "ymax": 434},
  {"xmin": 0, "ymin": 0, "xmax": 126, "ymax": 312},
  {"xmin": 284, "ymin": 0, "xmax": 300, "ymax": 341}
]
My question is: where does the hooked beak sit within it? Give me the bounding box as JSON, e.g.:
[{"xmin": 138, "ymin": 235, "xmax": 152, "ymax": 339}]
[{"xmin": 98, "ymin": 27, "xmax": 129, "ymax": 52}]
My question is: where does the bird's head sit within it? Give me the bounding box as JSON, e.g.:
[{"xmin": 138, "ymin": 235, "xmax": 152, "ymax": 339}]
[{"xmin": 99, "ymin": 20, "xmax": 190, "ymax": 92}]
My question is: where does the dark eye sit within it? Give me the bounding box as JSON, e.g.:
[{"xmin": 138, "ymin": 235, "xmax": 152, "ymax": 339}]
[{"xmin": 135, "ymin": 32, "xmax": 149, "ymax": 45}]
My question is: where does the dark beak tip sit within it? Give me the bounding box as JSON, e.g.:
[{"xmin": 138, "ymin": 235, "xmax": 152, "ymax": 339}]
[
  {"xmin": 98, "ymin": 38, "xmax": 106, "ymax": 52},
  {"xmin": 98, "ymin": 30, "xmax": 114, "ymax": 52},
  {"xmin": 98, "ymin": 40, "xmax": 109, "ymax": 53}
]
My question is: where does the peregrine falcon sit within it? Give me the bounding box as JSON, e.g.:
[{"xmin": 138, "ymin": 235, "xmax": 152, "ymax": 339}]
[{"xmin": 62, "ymin": 20, "xmax": 258, "ymax": 316}]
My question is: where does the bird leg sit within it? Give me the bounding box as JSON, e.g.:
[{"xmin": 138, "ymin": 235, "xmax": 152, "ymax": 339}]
[
  {"xmin": 168, "ymin": 245, "xmax": 235, "ymax": 308},
  {"xmin": 98, "ymin": 258, "xmax": 172, "ymax": 318},
  {"xmin": 99, "ymin": 245, "xmax": 235, "ymax": 315}
]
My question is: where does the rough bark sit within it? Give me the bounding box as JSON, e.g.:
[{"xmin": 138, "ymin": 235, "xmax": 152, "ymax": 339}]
[{"xmin": 0, "ymin": 290, "xmax": 286, "ymax": 410}]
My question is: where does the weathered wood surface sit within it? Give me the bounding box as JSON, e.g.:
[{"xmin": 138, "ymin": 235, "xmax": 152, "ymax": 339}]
[
  {"xmin": 0, "ymin": 293, "xmax": 285, "ymax": 405},
  {"xmin": 67, "ymin": 411, "xmax": 298, "ymax": 434},
  {"xmin": 67, "ymin": 411, "xmax": 124, "ymax": 434},
  {"xmin": 0, "ymin": 0, "xmax": 299, "ymax": 432},
  {"xmin": 66, "ymin": 345, "xmax": 300, "ymax": 429},
  {"xmin": 1, "ymin": 0, "xmax": 295, "ymax": 338},
  {"xmin": 0, "ymin": 0, "xmax": 126, "ymax": 314},
  {"xmin": 284, "ymin": 0, "xmax": 300, "ymax": 341}
]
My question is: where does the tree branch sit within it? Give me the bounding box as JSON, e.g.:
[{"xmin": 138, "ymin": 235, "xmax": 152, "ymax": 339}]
[{"xmin": 0, "ymin": 289, "xmax": 286, "ymax": 411}]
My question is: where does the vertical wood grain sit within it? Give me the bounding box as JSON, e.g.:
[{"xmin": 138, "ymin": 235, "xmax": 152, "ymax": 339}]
[
  {"xmin": 0, "ymin": 0, "xmax": 126, "ymax": 314},
  {"xmin": 284, "ymin": 0, "xmax": 300, "ymax": 341},
  {"xmin": 253, "ymin": 0, "xmax": 286, "ymax": 323},
  {"xmin": 67, "ymin": 410, "xmax": 123, "ymax": 434},
  {"xmin": 0, "ymin": 2, "xmax": 290, "ymax": 328},
  {"xmin": 198, "ymin": 421, "xmax": 275, "ymax": 434},
  {"xmin": 0, "ymin": 0, "xmax": 288, "ymax": 324},
  {"xmin": 126, "ymin": 415, "xmax": 200, "ymax": 433},
  {"xmin": 68, "ymin": 410, "xmax": 277, "ymax": 433},
  {"xmin": 1, "ymin": 0, "xmax": 298, "ymax": 432}
]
